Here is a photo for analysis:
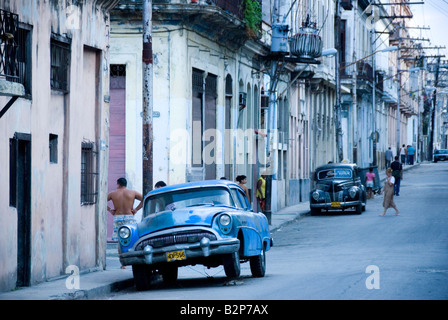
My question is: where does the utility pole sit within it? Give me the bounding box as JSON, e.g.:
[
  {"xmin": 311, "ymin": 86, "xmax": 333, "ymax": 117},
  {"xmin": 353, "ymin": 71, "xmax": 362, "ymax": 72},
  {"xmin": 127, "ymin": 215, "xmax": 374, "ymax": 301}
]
[
  {"xmin": 352, "ymin": 0, "xmax": 358, "ymax": 162},
  {"xmin": 142, "ymin": 0, "xmax": 153, "ymax": 196},
  {"xmin": 334, "ymin": 0, "xmax": 343, "ymax": 162},
  {"xmin": 396, "ymin": 23, "xmax": 401, "ymax": 155},
  {"xmin": 429, "ymin": 56, "xmax": 441, "ymax": 160}
]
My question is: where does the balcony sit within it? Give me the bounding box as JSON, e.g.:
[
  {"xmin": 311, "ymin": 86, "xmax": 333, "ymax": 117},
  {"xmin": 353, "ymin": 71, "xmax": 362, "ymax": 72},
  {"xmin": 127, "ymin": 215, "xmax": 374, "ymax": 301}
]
[
  {"xmin": 0, "ymin": 9, "xmax": 25, "ymax": 98},
  {"xmin": 112, "ymin": 0, "xmax": 262, "ymax": 48}
]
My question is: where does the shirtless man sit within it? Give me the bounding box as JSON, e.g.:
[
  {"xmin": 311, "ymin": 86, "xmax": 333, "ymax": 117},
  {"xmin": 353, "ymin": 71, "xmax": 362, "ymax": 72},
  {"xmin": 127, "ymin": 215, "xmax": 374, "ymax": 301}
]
[
  {"xmin": 107, "ymin": 177, "xmax": 143, "ymax": 216},
  {"xmin": 107, "ymin": 178, "xmax": 143, "ymax": 268}
]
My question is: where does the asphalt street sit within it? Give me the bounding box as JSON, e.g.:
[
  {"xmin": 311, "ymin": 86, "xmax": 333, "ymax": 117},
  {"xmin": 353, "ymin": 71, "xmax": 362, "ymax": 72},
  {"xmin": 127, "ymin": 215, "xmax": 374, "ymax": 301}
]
[{"xmin": 104, "ymin": 162, "xmax": 448, "ymax": 300}]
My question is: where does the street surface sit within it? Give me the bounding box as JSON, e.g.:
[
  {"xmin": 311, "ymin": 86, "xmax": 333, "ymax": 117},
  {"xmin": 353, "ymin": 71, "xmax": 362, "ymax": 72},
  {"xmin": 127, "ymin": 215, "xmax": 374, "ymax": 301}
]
[{"xmin": 104, "ymin": 162, "xmax": 448, "ymax": 300}]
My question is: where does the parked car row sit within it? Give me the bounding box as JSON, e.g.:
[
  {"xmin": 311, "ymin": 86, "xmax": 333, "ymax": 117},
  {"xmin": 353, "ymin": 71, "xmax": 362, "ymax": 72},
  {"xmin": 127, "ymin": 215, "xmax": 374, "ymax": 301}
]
[{"xmin": 434, "ymin": 149, "xmax": 448, "ymax": 163}]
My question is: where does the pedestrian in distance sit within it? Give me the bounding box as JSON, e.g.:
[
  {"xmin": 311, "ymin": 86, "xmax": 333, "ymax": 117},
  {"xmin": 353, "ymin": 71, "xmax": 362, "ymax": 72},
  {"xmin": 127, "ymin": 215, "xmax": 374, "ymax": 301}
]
[
  {"xmin": 256, "ymin": 172, "xmax": 267, "ymax": 212},
  {"xmin": 107, "ymin": 177, "xmax": 143, "ymax": 268},
  {"xmin": 380, "ymin": 168, "xmax": 400, "ymax": 216},
  {"xmin": 385, "ymin": 147, "xmax": 393, "ymax": 169},
  {"xmin": 236, "ymin": 175, "xmax": 250, "ymax": 202},
  {"xmin": 365, "ymin": 167, "xmax": 375, "ymax": 199},
  {"xmin": 390, "ymin": 156, "xmax": 403, "ymax": 196},
  {"xmin": 399, "ymin": 144, "xmax": 407, "ymax": 166},
  {"xmin": 407, "ymin": 145, "xmax": 415, "ymax": 165}
]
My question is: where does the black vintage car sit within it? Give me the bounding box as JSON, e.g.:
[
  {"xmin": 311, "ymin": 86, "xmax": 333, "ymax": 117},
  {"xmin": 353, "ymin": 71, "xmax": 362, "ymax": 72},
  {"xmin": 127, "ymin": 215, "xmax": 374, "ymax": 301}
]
[
  {"xmin": 310, "ymin": 163, "xmax": 367, "ymax": 215},
  {"xmin": 434, "ymin": 149, "xmax": 448, "ymax": 162}
]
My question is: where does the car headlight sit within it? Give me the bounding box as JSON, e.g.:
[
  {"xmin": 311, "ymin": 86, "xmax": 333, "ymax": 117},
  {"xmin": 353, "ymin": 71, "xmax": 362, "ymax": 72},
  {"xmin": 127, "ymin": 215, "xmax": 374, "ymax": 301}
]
[
  {"xmin": 118, "ymin": 226, "xmax": 131, "ymax": 239},
  {"xmin": 219, "ymin": 214, "xmax": 231, "ymax": 226},
  {"xmin": 349, "ymin": 187, "xmax": 358, "ymax": 198},
  {"xmin": 312, "ymin": 191, "xmax": 320, "ymax": 201}
]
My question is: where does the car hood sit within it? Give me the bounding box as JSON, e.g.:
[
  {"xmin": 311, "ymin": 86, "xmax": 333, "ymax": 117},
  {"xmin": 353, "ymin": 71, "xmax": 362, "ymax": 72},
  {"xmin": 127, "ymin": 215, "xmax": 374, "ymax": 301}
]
[
  {"xmin": 316, "ymin": 179, "xmax": 353, "ymax": 191},
  {"xmin": 137, "ymin": 205, "xmax": 228, "ymax": 237}
]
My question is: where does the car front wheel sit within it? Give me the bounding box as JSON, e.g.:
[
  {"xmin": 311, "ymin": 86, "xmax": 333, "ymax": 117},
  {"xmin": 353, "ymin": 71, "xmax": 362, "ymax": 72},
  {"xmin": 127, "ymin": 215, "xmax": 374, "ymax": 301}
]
[
  {"xmin": 223, "ymin": 251, "xmax": 241, "ymax": 278},
  {"xmin": 132, "ymin": 265, "xmax": 153, "ymax": 291},
  {"xmin": 250, "ymin": 246, "xmax": 266, "ymax": 277}
]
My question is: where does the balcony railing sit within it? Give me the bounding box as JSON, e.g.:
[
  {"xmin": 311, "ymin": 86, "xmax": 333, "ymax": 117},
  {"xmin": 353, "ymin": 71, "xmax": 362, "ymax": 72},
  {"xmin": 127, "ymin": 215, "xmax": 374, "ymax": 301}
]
[
  {"xmin": 214, "ymin": 0, "xmax": 244, "ymax": 20},
  {"xmin": 0, "ymin": 9, "xmax": 24, "ymax": 85}
]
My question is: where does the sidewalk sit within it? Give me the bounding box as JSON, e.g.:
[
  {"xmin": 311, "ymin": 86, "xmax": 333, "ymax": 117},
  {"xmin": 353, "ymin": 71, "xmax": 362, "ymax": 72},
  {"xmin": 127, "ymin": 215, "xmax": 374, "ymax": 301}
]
[{"xmin": 0, "ymin": 163, "xmax": 419, "ymax": 300}]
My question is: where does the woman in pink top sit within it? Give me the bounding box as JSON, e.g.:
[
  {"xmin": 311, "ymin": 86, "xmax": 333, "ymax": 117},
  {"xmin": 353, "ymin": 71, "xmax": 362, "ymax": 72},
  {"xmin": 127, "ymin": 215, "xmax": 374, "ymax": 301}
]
[{"xmin": 365, "ymin": 167, "xmax": 375, "ymax": 199}]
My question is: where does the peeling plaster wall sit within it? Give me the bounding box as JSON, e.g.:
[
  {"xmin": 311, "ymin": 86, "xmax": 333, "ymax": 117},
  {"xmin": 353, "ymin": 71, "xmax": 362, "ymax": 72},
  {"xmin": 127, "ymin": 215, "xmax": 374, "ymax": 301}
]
[{"xmin": 0, "ymin": 0, "xmax": 116, "ymax": 292}]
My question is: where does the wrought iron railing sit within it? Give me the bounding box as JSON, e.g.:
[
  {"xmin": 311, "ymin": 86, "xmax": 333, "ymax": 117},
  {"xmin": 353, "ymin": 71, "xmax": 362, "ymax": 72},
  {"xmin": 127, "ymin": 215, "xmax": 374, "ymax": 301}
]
[{"xmin": 0, "ymin": 9, "xmax": 24, "ymax": 85}]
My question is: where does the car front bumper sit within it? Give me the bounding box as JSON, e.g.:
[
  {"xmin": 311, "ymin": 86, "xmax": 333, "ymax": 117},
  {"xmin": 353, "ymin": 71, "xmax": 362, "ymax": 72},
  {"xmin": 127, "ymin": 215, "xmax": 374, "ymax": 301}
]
[
  {"xmin": 310, "ymin": 200, "xmax": 361, "ymax": 210},
  {"xmin": 119, "ymin": 238, "xmax": 240, "ymax": 266}
]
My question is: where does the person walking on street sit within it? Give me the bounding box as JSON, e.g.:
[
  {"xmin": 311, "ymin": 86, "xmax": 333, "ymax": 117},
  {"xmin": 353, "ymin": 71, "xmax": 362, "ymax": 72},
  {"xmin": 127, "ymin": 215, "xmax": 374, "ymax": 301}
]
[
  {"xmin": 390, "ymin": 156, "xmax": 403, "ymax": 196},
  {"xmin": 407, "ymin": 145, "xmax": 415, "ymax": 165},
  {"xmin": 107, "ymin": 178, "xmax": 143, "ymax": 268},
  {"xmin": 399, "ymin": 144, "xmax": 406, "ymax": 166},
  {"xmin": 380, "ymin": 168, "xmax": 400, "ymax": 216},
  {"xmin": 385, "ymin": 147, "xmax": 393, "ymax": 169},
  {"xmin": 365, "ymin": 167, "xmax": 376, "ymax": 199}
]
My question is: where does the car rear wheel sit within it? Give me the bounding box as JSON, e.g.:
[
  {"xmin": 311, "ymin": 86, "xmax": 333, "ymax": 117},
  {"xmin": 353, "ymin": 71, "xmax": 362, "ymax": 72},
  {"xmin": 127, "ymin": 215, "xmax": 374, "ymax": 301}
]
[
  {"xmin": 132, "ymin": 265, "xmax": 153, "ymax": 291},
  {"xmin": 250, "ymin": 246, "xmax": 266, "ymax": 277},
  {"xmin": 223, "ymin": 251, "xmax": 241, "ymax": 278}
]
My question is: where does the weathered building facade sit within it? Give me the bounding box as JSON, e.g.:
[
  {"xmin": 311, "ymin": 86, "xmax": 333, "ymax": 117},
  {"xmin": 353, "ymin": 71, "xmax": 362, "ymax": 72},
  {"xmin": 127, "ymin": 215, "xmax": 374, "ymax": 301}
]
[{"xmin": 0, "ymin": 0, "xmax": 118, "ymax": 292}]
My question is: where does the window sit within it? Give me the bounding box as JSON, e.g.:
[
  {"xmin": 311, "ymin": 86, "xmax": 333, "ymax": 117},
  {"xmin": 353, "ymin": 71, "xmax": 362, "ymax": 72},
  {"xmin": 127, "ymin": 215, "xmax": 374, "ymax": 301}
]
[
  {"xmin": 50, "ymin": 37, "xmax": 70, "ymax": 92},
  {"xmin": 49, "ymin": 134, "xmax": 58, "ymax": 163},
  {"xmin": 17, "ymin": 26, "xmax": 32, "ymax": 95},
  {"xmin": 81, "ymin": 142, "xmax": 97, "ymax": 205}
]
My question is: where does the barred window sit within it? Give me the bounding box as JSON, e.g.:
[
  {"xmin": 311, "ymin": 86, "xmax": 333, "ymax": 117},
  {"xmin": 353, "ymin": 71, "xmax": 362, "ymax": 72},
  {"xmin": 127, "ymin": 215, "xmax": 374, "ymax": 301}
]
[
  {"xmin": 81, "ymin": 142, "xmax": 97, "ymax": 205},
  {"xmin": 50, "ymin": 37, "xmax": 70, "ymax": 92}
]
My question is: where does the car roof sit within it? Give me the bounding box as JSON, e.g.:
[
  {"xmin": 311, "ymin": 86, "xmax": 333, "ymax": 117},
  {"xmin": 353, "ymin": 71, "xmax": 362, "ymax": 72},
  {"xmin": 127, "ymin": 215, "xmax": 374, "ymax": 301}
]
[
  {"xmin": 144, "ymin": 179, "xmax": 240, "ymax": 198},
  {"xmin": 315, "ymin": 163, "xmax": 358, "ymax": 171}
]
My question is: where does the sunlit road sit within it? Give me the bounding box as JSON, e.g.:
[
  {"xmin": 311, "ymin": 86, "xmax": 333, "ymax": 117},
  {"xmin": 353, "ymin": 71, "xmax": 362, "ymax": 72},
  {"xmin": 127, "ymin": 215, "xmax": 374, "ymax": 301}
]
[{"xmin": 105, "ymin": 162, "xmax": 448, "ymax": 300}]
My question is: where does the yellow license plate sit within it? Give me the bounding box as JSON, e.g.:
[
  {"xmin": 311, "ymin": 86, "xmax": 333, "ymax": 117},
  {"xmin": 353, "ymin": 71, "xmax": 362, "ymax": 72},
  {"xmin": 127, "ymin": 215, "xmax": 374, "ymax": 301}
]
[
  {"xmin": 167, "ymin": 250, "xmax": 186, "ymax": 262},
  {"xmin": 331, "ymin": 202, "xmax": 341, "ymax": 207}
]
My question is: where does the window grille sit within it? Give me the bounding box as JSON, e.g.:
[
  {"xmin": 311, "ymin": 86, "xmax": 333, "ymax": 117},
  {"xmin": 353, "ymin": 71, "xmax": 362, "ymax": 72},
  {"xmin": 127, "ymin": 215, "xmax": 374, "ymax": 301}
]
[
  {"xmin": 0, "ymin": 9, "xmax": 21, "ymax": 83},
  {"xmin": 49, "ymin": 134, "xmax": 58, "ymax": 164},
  {"xmin": 50, "ymin": 38, "xmax": 70, "ymax": 92},
  {"xmin": 81, "ymin": 142, "xmax": 98, "ymax": 205}
]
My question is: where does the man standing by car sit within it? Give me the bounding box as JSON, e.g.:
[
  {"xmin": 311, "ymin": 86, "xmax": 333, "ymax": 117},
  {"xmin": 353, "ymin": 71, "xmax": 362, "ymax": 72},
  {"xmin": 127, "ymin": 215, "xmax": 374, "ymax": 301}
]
[{"xmin": 107, "ymin": 178, "xmax": 143, "ymax": 268}]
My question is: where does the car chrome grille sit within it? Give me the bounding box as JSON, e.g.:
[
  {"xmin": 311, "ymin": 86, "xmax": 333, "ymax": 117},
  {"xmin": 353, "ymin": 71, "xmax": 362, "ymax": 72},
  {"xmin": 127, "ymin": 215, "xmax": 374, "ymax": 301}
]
[{"xmin": 135, "ymin": 230, "xmax": 217, "ymax": 250}]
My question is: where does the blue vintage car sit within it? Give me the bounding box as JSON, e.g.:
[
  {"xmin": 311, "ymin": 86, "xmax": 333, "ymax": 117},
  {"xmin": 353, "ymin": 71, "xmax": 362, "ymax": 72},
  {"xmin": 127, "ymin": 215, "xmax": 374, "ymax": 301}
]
[{"xmin": 118, "ymin": 180, "xmax": 273, "ymax": 290}]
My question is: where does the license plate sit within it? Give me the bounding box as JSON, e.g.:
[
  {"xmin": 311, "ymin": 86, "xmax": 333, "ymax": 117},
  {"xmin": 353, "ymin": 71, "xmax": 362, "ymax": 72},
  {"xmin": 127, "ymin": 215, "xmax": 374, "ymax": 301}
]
[
  {"xmin": 167, "ymin": 250, "xmax": 186, "ymax": 262},
  {"xmin": 331, "ymin": 202, "xmax": 341, "ymax": 208}
]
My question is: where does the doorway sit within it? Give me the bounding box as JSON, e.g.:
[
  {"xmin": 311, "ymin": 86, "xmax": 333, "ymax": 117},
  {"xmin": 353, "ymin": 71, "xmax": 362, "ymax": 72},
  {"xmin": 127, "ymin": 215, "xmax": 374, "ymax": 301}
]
[{"xmin": 10, "ymin": 133, "xmax": 32, "ymax": 287}]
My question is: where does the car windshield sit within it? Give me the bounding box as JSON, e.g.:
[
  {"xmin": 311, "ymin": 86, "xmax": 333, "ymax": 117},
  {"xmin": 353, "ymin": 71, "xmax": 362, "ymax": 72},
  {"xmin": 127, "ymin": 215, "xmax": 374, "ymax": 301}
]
[
  {"xmin": 317, "ymin": 168, "xmax": 353, "ymax": 180},
  {"xmin": 144, "ymin": 187, "xmax": 234, "ymax": 217},
  {"xmin": 435, "ymin": 149, "xmax": 448, "ymax": 154}
]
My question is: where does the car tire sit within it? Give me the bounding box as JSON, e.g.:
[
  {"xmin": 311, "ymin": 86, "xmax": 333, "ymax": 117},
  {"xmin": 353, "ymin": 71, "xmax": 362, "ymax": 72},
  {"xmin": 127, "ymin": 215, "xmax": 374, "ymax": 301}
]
[
  {"xmin": 132, "ymin": 265, "xmax": 152, "ymax": 291},
  {"xmin": 355, "ymin": 203, "xmax": 362, "ymax": 215},
  {"xmin": 310, "ymin": 207, "xmax": 321, "ymax": 216},
  {"xmin": 223, "ymin": 251, "xmax": 241, "ymax": 278},
  {"xmin": 250, "ymin": 246, "xmax": 266, "ymax": 277},
  {"xmin": 160, "ymin": 265, "xmax": 178, "ymax": 283}
]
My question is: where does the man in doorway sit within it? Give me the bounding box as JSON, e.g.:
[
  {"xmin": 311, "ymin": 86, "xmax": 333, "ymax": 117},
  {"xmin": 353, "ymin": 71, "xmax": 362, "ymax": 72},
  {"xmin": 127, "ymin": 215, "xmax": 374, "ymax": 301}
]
[{"xmin": 107, "ymin": 178, "xmax": 143, "ymax": 268}]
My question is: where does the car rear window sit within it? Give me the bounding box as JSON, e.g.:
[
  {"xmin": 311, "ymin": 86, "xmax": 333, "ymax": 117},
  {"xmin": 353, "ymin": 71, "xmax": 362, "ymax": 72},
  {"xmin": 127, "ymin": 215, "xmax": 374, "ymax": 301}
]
[{"xmin": 317, "ymin": 168, "xmax": 352, "ymax": 180}]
